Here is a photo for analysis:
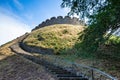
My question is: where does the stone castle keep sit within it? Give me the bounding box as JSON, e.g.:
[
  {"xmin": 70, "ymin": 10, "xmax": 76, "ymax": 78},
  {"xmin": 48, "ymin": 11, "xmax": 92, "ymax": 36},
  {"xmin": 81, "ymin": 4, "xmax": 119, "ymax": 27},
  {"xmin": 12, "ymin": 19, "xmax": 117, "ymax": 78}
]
[{"xmin": 32, "ymin": 16, "xmax": 85, "ymax": 31}]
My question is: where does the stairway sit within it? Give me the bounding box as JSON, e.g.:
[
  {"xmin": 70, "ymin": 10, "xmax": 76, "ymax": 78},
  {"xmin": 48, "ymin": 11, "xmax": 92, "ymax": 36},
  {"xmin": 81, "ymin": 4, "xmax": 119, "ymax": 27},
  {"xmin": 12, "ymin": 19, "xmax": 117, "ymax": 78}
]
[
  {"xmin": 33, "ymin": 57, "xmax": 88, "ymax": 80},
  {"xmin": 10, "ymin": 44, "xmax": 88, "ymax": 80},
  {"xmin": 24, "ymin": 55, "xmax": 88, "ymax": 80},
  {"xmin": 44, "ymin": 62, "xmax": 88, "ymax": 80}
]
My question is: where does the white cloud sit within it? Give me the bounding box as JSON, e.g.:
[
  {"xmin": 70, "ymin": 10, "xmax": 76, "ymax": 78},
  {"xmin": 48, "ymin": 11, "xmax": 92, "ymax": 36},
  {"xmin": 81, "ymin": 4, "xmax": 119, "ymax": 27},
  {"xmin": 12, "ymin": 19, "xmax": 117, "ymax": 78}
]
[
  {"xmin": 13, "ymin": 0, "xmax": 24, "ymax": 10},
  {"xmin": 0, "ymin": 13, "xmax": 31, "ymax": 46},
  {"xmin": 0, "ymin": 7, "xmax": 26, "ymax": 24}
]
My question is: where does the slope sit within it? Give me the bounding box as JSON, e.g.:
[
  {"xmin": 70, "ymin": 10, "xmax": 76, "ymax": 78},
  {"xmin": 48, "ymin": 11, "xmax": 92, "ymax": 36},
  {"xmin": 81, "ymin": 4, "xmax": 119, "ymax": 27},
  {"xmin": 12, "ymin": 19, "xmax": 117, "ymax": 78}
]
[
  {"xmin": 0, "ymin": 36, "xmax": 55, "ymax": 80},
  {"xmin": 22, "ymin": 24, "xmax": 120, "ymax": 78},
  {"xmin": 23, "ymin": 24, "xmax": 84, "ymax": 54}
]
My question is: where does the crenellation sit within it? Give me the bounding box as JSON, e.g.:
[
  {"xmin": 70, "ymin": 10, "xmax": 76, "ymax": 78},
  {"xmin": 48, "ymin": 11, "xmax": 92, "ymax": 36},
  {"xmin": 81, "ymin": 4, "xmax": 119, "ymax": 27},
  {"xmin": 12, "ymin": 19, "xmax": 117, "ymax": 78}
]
[
  {"xmin": 57, "ymin": 16, "xmax": 63, "ymax": 19},
  {"xmin": 56, "ymin": 16, "xmax": 64, "ymax": 24},
  {"xmin": 50, "ymin": 17, "xmax": 56, "ymax": 20},
  {"xmin": 64, "ymin": 16, "xmax": 71, "ymax": 19},
  {"xmin": 32, "ymin": 16, "xmax": 85, "ymax": 31},
  {"xmin": 46, "ymin": 19, "xmax": 51, "ymax": 26}
]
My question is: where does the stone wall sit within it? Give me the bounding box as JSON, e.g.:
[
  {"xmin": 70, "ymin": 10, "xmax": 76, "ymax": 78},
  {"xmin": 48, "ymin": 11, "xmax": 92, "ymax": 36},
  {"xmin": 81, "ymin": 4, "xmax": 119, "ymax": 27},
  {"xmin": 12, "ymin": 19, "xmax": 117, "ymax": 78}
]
[
  {"xmin": 19, "ymin": 42, "xmax": 54, "ymax": 54},
  {"xmin": 32, "ymin": 16, "xmax": 85, "ymax": 31}
]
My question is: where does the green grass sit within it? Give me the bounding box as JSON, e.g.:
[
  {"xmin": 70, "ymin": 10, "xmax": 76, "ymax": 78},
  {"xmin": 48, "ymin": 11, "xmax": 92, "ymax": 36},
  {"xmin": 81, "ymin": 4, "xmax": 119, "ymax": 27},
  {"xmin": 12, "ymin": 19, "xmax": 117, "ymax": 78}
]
[{"xmin": 24, "ymin": 24, "xmax": 84, "ymax": 54}]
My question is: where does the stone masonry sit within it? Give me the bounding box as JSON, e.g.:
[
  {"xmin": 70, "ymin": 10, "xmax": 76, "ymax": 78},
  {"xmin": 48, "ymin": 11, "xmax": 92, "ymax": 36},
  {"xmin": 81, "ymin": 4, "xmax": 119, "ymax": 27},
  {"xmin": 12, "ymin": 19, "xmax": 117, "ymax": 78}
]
[{"xmin": 32, "ymin": 16, "xmax": 85, "ymax": 31}]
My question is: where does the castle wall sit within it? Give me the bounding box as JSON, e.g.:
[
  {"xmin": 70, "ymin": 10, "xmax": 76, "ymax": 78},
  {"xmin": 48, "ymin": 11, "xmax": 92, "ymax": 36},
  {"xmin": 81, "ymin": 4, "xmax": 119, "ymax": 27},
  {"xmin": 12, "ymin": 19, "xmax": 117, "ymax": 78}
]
[{"xmin": 32, "ymin": 16, "xmax": 85, "ymax": 31}]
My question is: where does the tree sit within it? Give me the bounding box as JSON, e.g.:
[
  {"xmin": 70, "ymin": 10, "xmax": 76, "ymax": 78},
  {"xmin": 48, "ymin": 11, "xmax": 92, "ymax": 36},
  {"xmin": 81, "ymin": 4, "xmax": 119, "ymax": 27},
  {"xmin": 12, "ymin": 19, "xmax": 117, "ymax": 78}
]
[{"xmin": 61, "ymin": 0, "xmax": 120, "ymax": 53}]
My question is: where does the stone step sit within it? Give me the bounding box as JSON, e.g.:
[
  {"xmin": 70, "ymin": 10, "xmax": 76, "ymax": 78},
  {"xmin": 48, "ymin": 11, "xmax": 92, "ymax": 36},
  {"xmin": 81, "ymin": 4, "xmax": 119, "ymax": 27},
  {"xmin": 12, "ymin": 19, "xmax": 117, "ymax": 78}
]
[
  {"xmin": 52, "ymin": 71, "xmax": 72, "ymax": 74},
  {"xmin": 58, "ymin": 77, "xmax": 88, "ymax": 80},
  {"xmin": 56, "ymin": 74, "xmax": 81, "ymax": 77},
  {"xmin": 44, "ymin": 64, "xmax": 60, "ymax": 67},
  {"xmin": 47, "ymin": 65, "xmax": 63, "ymax": 68},
  {"xmin": 48, "ymin": 68, "xmax": 63, "ymax": 70},
  {"xmin": 49, "ymin": 69, "xmax": 68, "ymax": 73}
]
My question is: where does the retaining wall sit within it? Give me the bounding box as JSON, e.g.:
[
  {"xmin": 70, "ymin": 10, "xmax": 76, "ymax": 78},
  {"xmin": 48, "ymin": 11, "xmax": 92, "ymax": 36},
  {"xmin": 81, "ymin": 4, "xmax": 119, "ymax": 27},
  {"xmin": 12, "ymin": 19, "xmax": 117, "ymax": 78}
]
[{"xmin": 19, "ymin": 42, "xmax": 54, "ymax": 54}]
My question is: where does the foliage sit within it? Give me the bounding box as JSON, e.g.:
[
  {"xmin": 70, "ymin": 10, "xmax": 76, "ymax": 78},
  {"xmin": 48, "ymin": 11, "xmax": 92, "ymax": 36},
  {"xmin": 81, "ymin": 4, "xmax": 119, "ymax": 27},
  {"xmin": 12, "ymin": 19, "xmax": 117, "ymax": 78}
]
[
  {"xmin": 61, "ymin": 0, "xmax": 120, "ymax": 53},
  {"xmin": 61, "ymin": 0, "xmax": 106, "ymax": 20},
  {"xmin": 107, "ymin": 35, "xmax": 120, "ymax": 46}
]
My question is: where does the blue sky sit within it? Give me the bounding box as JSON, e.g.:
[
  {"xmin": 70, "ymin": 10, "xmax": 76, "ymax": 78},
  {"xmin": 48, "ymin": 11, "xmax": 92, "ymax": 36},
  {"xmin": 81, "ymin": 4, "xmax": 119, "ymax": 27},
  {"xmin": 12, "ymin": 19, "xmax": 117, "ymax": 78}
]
[{"xmin": 0, "ymin": 0, "xmax": 70, "ymax": 45}]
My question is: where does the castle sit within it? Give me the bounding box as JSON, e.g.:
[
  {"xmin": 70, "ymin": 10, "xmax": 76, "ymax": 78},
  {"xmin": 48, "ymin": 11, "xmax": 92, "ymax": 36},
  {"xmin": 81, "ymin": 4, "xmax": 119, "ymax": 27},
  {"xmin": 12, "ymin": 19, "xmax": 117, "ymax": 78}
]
[{"xmin": 32, "ymin": 16, "xmax": 85, "ymax": 31}]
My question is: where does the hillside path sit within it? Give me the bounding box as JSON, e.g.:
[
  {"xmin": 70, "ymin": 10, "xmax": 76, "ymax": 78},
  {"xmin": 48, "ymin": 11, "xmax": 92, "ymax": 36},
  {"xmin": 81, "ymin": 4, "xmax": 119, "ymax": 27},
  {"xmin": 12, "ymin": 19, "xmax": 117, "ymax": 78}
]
[{"xmin": 10, "ymin": 43, "xmax": 56, "ymax": 80}]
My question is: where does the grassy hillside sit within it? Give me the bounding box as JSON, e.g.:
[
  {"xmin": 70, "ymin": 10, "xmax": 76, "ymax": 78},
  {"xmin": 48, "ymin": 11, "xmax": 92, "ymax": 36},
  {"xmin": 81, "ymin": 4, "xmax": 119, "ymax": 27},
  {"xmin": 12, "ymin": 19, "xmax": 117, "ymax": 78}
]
[
  {"xmin": 23, "ymin": 24, "xmax": 120, "ymax": 78},
  {"xmin": 24, "ymin": 24, "xmax": 84, "ymax": 54},
  {"xmin": 23, "ymin": 24, "xmax": 120, "ymax": 57}
]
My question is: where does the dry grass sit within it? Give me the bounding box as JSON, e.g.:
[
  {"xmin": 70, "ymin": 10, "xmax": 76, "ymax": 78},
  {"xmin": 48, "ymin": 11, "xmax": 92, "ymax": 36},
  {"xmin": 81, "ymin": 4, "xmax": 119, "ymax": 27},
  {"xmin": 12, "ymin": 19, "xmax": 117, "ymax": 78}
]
[
  {"xmin": 0, "ymin": 55, "xmax": 54, "ymax": 80},
  {"xmin": 0, "ymin": 40, "xmax": 16, "ymax": 60},
  {"xmin": 0, "ymin": 35, "xmax": 22, "ymax": 57},
  {"xmin": 0, "ymin": 36, "xmax": 21, "ymax": 56},
  {"xmin": 0, "ymin": 43, "xmax": 13, "ymax": 56}
]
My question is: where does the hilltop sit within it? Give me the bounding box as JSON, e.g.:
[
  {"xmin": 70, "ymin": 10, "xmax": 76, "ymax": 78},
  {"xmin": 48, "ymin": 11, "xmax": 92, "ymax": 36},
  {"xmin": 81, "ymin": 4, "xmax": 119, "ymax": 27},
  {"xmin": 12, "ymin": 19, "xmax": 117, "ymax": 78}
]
[{"xmin": 23, "ymin": 24, "xmax": 84, "ymax": 54}]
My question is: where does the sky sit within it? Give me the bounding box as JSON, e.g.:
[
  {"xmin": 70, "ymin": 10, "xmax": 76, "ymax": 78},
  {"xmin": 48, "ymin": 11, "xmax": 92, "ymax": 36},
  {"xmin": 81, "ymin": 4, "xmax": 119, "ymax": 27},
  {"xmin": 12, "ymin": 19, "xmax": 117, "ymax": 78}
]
[{"xmin": 0, "ymin": 0, "xmax": 70, "ymax": 45}]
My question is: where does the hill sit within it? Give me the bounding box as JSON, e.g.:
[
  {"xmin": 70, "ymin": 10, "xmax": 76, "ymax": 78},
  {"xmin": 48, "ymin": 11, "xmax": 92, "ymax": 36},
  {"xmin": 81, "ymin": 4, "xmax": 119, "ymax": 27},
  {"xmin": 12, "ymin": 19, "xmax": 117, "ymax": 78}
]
[
  {"xmin": 23, "ymin": 24, "xmax": 84, "ymax": 54},
  {"xmin": 0, "ymin": 20, "xmax": 120, "ymax": 79},
  {"xmin": 21, "ymin": 24, "xmax": 120, "ymax": 78}
]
